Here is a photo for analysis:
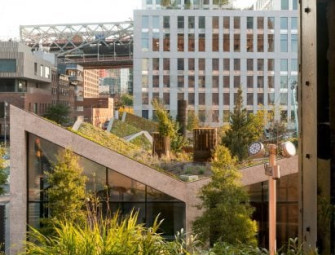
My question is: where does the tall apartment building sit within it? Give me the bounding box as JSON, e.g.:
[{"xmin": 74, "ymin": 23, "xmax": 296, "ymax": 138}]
[
  {"xmin": 83, "ymin": 69, "xmax": 100, "ymax": 98},
  {"xmin": 133, "ymin": 0, "xmax": 298, "ymax": 127}
]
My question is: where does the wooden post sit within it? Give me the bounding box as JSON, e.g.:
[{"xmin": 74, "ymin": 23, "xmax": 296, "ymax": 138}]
[{"xmin": 268, "ymin": 144, "xmax": 277, "ymax": 255}]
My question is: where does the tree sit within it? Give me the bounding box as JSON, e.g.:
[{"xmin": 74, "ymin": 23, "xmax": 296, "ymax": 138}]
[
  {"xmin": 45, "ymin": 148, "xmax": 87, "ymax": 224},
  {"xmin": 222, "ymin": 88, "xmax": 264, "ymax": 162},
  {"xmin": 0, "ymin": 146, "xmax": 8, "ymax": 195},
  {"xmin": 193, "ymin": 145, "xmax": 258, "ymax": 246},
  {"xmin": 187, "ymin": 110, "xmax": 199, "ymax": 131},
  {"xmin": 152, "ymin": 99, "xmax": 176, "ymax": 138},
  {"xmin": 44, "ymin": 104, "xmax": 71, "ymax": 125},
  {"xmin": 120, "ymin": 94, "xmax": 133, "ymax": 107}
]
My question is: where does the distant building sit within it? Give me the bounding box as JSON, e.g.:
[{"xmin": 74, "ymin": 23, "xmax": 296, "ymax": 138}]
[
  {"xmin": 0, "ymin": 41, "xmax": 55, "ymax": 136},
  {"xmin": 83, "ymin": 69, "xmax": 99, "ymax": 98},
  {"xmin": 133, "ymin": 0, "xmax": 298, "ymax": 127}
]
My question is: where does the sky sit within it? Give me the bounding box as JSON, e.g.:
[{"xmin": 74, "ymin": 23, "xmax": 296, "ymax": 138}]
[{"xmin": 0, "ymin": 0, "xmax": 254, "ymax": 40}]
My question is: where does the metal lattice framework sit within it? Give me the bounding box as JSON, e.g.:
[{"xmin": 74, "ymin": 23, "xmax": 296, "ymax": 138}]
[{"xmin": 20, "ymin": 22, "xmax": 134, "ymax": 65}]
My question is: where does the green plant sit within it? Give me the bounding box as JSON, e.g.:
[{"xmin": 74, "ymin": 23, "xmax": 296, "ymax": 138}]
[
  {"xmin": 193, "ymin": 145, "xmax": 258, "ymax": 246},
  {"xmin": 0, "ymin": 146, "xmax": 8, "ymax": 195},
  {"xmin": 43, "ymin": 103, "xmax": 71, "ymax": 126},
  {"xmin": 44, "ymin": 148, "xmax": 87, "ymax": 227},
  {"xmin": 187, "ymin": 110, "xmax": 199, "ymax": 131}
]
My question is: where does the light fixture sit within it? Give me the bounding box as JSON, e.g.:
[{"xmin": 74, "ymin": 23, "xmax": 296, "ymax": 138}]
[
  {"xmin": 281, "ymin": 141, "xmax": 296, "ymax": 158},
  {"xmin": 248, "ymin": 142, "xmax": 265, "ymax": 158}
]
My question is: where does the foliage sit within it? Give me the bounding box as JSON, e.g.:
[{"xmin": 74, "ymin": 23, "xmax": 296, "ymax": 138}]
[
  {"xmin": 222, "ymin": 89, "xmax": 265, "ymax": 162},
  {"xmin": 43, "ymin": 104, "xmax": 71, "ymax": 126},
  {"xmin": 125, "ymin": 113, "xmax": 158, "ymax": 133},
  {"xmin": 152, "ymin": 99, "xmax": 176, "ymax": 138},
  {"xmin": 120, "ymin": 93, "xmax": 133, "ymax": 106},
  {"xmin": 45, "ymin": 149, "xmax": 87, "ymax": 225},
  {"xmin": 187, "ymin": 110, "xmax": 199, "ymax": 131},
  {"xmin": 0, "ymin": 146, "xmax": 8, "ymax": 195},
  {"xmin": 210, "ymin": 241, "xmax": 268, "ymax": 255},
  {"xmin": 130, "ymin": 134, "xmax": 152, "ymax": 151},
  {"xmin": 110, "ymin": 119, "xmax": 141, "ymax": 138},
  {"xmin": 266, "ymin": 121, "xmax": 288, "ymax": 144},
  {"xmin": 193, "ymin": 145, "xmax": 258, "ymax": 246},
  {"xmin": 23, "ymin": 211, "xmax": 192, "ymax": 255}
]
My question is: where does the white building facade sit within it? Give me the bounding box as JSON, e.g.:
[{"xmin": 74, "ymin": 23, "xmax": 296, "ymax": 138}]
[{"xmin": 133, "ymin": 0, "xmax": 298, "ymax": 126}]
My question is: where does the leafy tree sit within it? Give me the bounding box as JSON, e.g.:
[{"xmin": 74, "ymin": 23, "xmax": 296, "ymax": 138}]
[
  {"xmin": 187, "ymin": 110, "xmax": 199, "ymax": 131},
  {"xmin": 222, "ymin": 88, "xmax": 264, "ymax": 162},
  {"xmin": 0, "ymin": 146, "xmax": 8, "ymax": 195},
  {"xmin": 45, "ymin": 148, "xmax": 87, "ymax": 225},
  {"xmin": 120, "ymin": 94, "xmax": 133, "ymax": 107},
  {"xmin": 193, "ymin": 145, "xmax": 258, "ymax": 246},
  {"xmin": 44, "ymin": 104, "xmax": 71, "ymax": 125},
  {"xmin": 152, "ymin": 99, "xmax": 176, "ymax": 138}
]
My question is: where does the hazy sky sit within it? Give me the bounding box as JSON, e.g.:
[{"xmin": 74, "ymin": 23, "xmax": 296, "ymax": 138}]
[{"xmin": 0, "ymin": 0, "xmax": 254, "ymax": 40}]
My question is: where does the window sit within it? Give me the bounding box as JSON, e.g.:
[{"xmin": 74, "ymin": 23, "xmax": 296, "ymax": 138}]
[
  {"xmin": 281, "ymin": 34, "xmax": 288, "ymax": 52},
  {"xmin": 142, "ymin": 59, "xmax": 149, "ymax": 72},
  {"xmin": 40, "ymin": 65, "xmax": 44, "ymax": 77},
  {"xmin": 234, "ymin": 17, "xmax": 240, "ymax": 29},
  {"xmin": 223, "ymin": 17, "xmax": 230, "ymax": 29},
  {"xmin": 188, "ymin": 16, "xmax": 195, "ymax": 29},
  {"xmin": 223, "ymin": 34, "xmax": 230, "ymax": 52},
  {"xmin": 142, "ymin": 75, "xmax": 148, "ymax": 88},
  {"xmin": 0, "ymin": 59, "xmax": 16, "ymax": 72},
  {"xmin": 212, "ymin": 34, "xmax": 219, "ymax": 51},
  {"xmin": 247, "ymin": 17, "xmax": 253, "ymax": 29},
  {"xmin": 188, "ymin": 93, "xmax": 195, "ymax": 105},
  {"xmin": 257, "ymin": 59, "xmax": 264, "ymax": 71},
  {"xmin": 280, "ymin": 59, "xmax": 288, "ymax": 72},
  {"xmin": 152, "ymin": 32, "xmax": 159, "ymax": 51},
  {"xmin": 142, "ymin": 110, "xmax": 149, "ymax": 119},
  {"xmin": 257, "ymin": 93, "xmax": 264, "ymax": 105},
  {"xmin": 234, "ymin": 34, "xmax": 240, "ymax": 52},
  {"xmin": 280, "ymin": 17, "xmax": 288, "ymax": 29},
  {"xmin": 198, "ymin": 76, "xmax": 205, "ymax": 88},
  {"xmin": 188, "ymin": 76, "xmax": 195, "ymax": 88},
  {"xmin": 223, "ymin": 109, "xmax": 230, "ymax": 121},
  {"xmin": 34, "ymin": 62, "xmax": 37, "ymax": 75},
  {"xmin": 212, "ymin": 16, "xmax": 219, "ymax": 29},
  {"xmin": 199, "ymin": 16, "xmax": 205, "ymax": 29},
  {"xmin": 199, "ymin": 34, "xmax": 205, "ymax": 51},
  {"xmin": 153, "ymin": 58, "xmax": 159, "ymax": 70},
  {"xmin": 142, "ymin": 16, "xmax": 149, "ymax": 28},
  {"xmin": 153, "ymin": 16, "xmax": 160, "ymax": 29},
  {"xmin": 212, "ymin": 110, "xmax": 219, "ymax": 122},
  {"xmin": 268, "ymin": 59, "xmax": 274, "ymax": 71},
  {"xmin": 281, "ymin": 110, "xmax": 287, "ymax": 122},
  {"xmin": 268, "ymin": 76, "xmax": 274, "ymax": 88},
  {"xmin": 234, "ymin": 59, "xmax": 240, "ymax": 71},
  {"xmin": 177, "ymin": 34, "xmax": 184, "ymax": 51},
  {"xmin": 163, "ymin": 16, "xmax": 170, "ymax": 28},
  {"xmin": 281, "ymin": 0, "xmax": 289, "ymax": 10},
  {"xmin": 268, "ymin": 34, "xmax": 274, "ymax": 52},
  {"xmin": 153, "ymin": 76, "xmax": 159, "ymax": 88},
  {"xmin": 280, "ymin": 93, "xmax": 288, "ymax": 105},
  {"xmin": 142, "ymin": 92, "xmax": 149, "ymax": 104},
  {"xmin": 293, "ymin": 0, "xmax": 298, "ymax": 10},
  {"xmin": 188, "ymin": 59, "xmax": 195, "ymax": 70},
  {"xmin": 247, "ymin": 34, "xmax": 253, "ymax": 52},
  {"xmin": 257, "ymin": 17, "xmax": 264, "ymax": 29},
  {"xmin": 199, "ymin": 59, "xmax": 205, "ymax": 71},
  {"xmin": 163, "ymin": 93, "xmax": 170, "ymax": 104},
  {"xmin": 234, "ymin": 76, "xmax": 240, "ymax": 88},
  {"xmin": 223, "ymin": 76, "xmax": 230, "ymax": 88},
  {"xmin": 178, "ymin": 93, "xmax": 184, "ymax": 101},
  {"xmin": 247, "ymin": 59, "xmax": 253, "ymax": 71},
  {"xmin": 212, "ymin": 76, "xmax": 219, "ymax": 88},
  {"xmin": 224, "ymin": 93, "xmax": 230, "ymax": 105},
  {"xmin": 247, "ymin": 93, "xmax": 253, "ymax": 105},
  {"xmin": 291, "ymin": 59, "xmax": 298, "ymax": 72},
  {"xmin": 178, "ymin": 58, "xmax": 184, "ymax": 70},
  {"xmin": 163, "ymin": 33, "xmax": 170, "ymax": 51},
  {"xmin": 291, "ymin": 17, "xmax": 298, "ymax": 29},
  {"xmin": 257, "ymin": 34, "xmax": 264, "ymax": 52},
  {"xmin": 257, "ymin": 76, "xmax": 264, "ymax": 88},
  {"xmin": 223, "ymin": 59, "xmax": 230, "ymax": 71},
  {"xmin": 280, "ymin": 76, "xmax": 288, "ymax": 88},
  {"xmin": 199, "ymin": 93, "xmax": 205, "ymax": 105},
  {"xmin": 141, "ymin": 32, "xmax": 149, "ymax": 51},
  {"xmin": 178, "ymin": 76, "xmax": 184, "ymax": 88},
  {"xmin": 268, "ymin": 93, "xmax": 275, "ymax": 105},
  {"xmin": 188, "ymin": 34, "xmax": 195, "ymax": 51},
  {"xmin": 178, "ymin": 16, "xmax": 184, "ymax": 29},
  {"xmin": 163, "ymin": 58, "xmax": 170, "ymax": 70},
  {"xmin": 268, "ymin": 17, "xmax": 275, "ymax": 29},
  {"xmin": 212, "ymin": 93, "xmax": 219, "ymax": 105},
  {"xmin": 163, "ymin": 75, "xmax": 170, "ymax": 87},
  {"xmin": 212, "ymin": 58, "xmax": 219, "ymax": 71},
  {"xmin": 291, "ymin": 34, "xmax": 298, "ymax": 52},
  {"xmin": 146, "ymin": 0, "xmax": 152, "ymax": 4},
  {"xmin": 247, "ymin": 76, "xmax": 253, "ymax": 88}
]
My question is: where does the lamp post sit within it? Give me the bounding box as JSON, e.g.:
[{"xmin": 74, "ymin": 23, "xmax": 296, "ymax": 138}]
[
  {"xmin": 4, "ymin": 101, "xmax": 8, "ymax": 149},
  {"xmin": 248, "ymin": 141, "xmax": 296, "ymax": 255}
]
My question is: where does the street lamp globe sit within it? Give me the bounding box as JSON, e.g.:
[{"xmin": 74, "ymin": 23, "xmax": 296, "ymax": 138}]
[
  {"xmin": 248, "ymin": 142, "xmax": 265, "ymax": 158},
  {"xmin": 281, "ymin": 141, "xmax": 296, "ymax": 158}
]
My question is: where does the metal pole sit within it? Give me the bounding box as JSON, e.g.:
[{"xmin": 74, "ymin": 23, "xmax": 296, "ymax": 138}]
[
  {"xmin": 268, "ymin": 144, "xmax": 277, "ymax": 255},
  {"xmin": 4, "ymin": 101, "xmax": 7, "ymax": 149}
]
